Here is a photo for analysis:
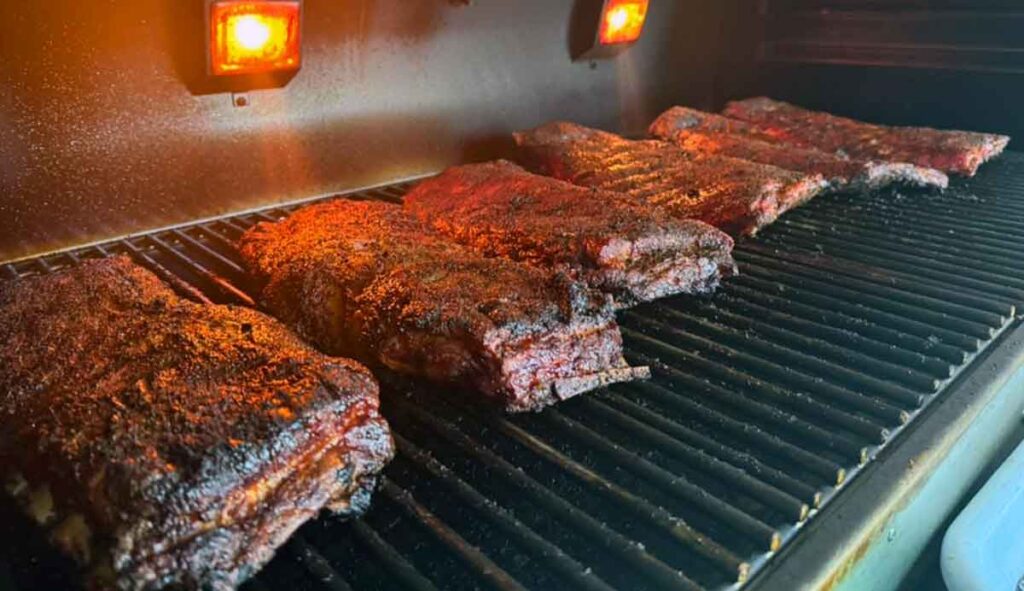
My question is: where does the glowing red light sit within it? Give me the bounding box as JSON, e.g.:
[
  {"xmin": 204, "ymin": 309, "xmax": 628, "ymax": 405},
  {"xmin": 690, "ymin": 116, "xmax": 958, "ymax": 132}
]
[
  {"xmin": 209, "ymin": 1, "xmax": 301, "ymax": 76},
  {"xmin": 599, "ymin": 0, "xmax": 649, "ymax": 46}
]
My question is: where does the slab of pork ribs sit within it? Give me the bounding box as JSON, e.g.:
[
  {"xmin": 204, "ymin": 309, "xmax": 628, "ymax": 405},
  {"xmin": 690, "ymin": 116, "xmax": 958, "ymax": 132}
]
[
  {"xmin": 0, "ymin": 256, "xmax": 394, "ymax": 591},
  {"xmin": 650, "ymin": 106, "xmax": 949, "ymax": 191},
  {"xmin": 722, "ymin": 97, "xmax": 1010, "ymax": 177},
  {"xmin": 239, "ymin": 199, "xmax": 648, "ymax": 412},
  {"xmin": 512, "ymin": 121, "xmax": 827, "ymax": 236},
  {"xmin": 403, "ymin": 159, "xmax": 737, "ymax": 304}
]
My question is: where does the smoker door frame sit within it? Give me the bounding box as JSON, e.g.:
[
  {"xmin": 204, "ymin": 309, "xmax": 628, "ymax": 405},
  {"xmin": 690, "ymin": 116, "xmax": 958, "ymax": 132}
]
[{"xmin": 746, "ymin": 320, "xmax": 1024, "ymax": 591}]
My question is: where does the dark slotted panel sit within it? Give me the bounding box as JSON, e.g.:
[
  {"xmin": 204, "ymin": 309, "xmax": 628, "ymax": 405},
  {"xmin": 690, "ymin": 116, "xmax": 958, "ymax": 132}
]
[
  {"xmin": 739, "ymin": 1, "xmax": 1023, "ymax": 147},
  {"xmin": 762, "ymin": 0, "xmax": 1024, "ymax": 74},
  {"xmin": 3, "ymin": 154, "xmax": 1024, "ymax": 590}
]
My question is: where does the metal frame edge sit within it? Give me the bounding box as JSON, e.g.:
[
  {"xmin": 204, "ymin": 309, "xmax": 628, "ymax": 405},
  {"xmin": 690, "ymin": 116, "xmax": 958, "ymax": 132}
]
[{"xmin": 746, "ymin": 319, "xmax": 1024, "ymax": 591}]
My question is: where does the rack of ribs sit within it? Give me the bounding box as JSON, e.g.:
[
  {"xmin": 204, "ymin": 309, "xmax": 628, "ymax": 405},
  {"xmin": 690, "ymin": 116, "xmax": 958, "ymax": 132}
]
[
  {"xmin": 0, "ymin": 256, "xmax": 394, "ymax": 591},
  {"xmin": 239, "ymin": 199, "xmax": 648, "ymax": 412},
  {"xmin": 512, "ymin": 121, "xmax": 827, "ymax": 236},
  {"xmin": 402, "ymin": 160, "xmax": 737, "ymax": 305},
  {"xmin": 722, "ymin": 97, "xmax": 1010, "ymax": 177},
  {"xmin": 650, "ymin": 106, "xmax": 949, "ymax": 191}
]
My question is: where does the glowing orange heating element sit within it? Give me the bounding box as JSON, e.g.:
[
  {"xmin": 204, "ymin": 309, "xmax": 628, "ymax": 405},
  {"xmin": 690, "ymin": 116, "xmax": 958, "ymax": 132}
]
[
  {"xmin": 598, "ymin": 0, "xmax": 649, "ymax": 45},
  {"xmin": 209, "ymin": 1, "xmax": 301, "ymax": 76}
]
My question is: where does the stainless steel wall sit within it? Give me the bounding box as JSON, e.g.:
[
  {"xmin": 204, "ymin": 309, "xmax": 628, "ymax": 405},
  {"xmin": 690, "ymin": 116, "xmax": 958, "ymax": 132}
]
[{"xmin": 0, "ymin": 0, "xmax": 726, "ymax": 262}]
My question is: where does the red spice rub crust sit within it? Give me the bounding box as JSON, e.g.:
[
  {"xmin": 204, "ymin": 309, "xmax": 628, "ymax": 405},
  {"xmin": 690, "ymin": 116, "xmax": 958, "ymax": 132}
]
[
  {"xmin": 514, "ymin": 121, "xmax": 826, "ymax": 236},
  {"xmin": 0, "ymin": 256, "xmax": 393, "ymax": 590},
  {"xmin": 650, "ymin": 106, "xmax": 949, "ymax": 191},
  {"xmin": 404, "ymin": 159, "xmax": 737, "ymax": 303},
  {"xmin": 722, "ymin": 97, "xmax": 1009, "ymax": 177},
  {"xmin": 240, "ymin": 199, "xmax": 647, "ymax": 412}
]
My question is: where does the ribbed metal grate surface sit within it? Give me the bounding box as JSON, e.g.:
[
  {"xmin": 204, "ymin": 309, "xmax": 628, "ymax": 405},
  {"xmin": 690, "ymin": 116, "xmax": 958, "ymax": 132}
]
[{"xmin": 3, "ymin": 154, "xmax": 1024, "ymax": 591}]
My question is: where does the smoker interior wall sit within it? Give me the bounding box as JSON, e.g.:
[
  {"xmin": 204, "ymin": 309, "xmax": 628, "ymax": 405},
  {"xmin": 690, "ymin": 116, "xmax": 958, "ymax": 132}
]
[
  {"xmin": 717, "ymin": 0, "xmax": 1023, "ymax": 143},
  {"xmin": 0, "ymin": 0, "xmax": 727, "ymax": 263}
]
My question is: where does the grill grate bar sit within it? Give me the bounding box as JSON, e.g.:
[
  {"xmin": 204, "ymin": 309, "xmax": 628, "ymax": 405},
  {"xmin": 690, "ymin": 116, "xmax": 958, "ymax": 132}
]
[
  {"xmin": 852, "ymin": 196, "xmax": 1024, "ymax": 234},
  {"xmin": 760, "ymin": 224, "xmax": 1024, "ymax": 299},
  {"xmin": 735, "ymin": 256, "xmax": 987, "ymax": 348},
  {"xmin": 785, "ymin": 208, "xmax": 1024, "ymax": 286},
  {"xmin": 835, "ymin": 179, "xmax": 1024, "ymax": 212},
  {"xmin": 514, "ymin": 408, "xmax": 782, "ymax": 551},
  {"xmin": 394, "ymin": 435, "xmax": 617, "ymax": 591},
  {"xmin": 748, "ymin": 232, "xmax": 1019, "ymax": 317},
  {"xmin": 728, "ymin": 273, "xmax": 973, "ymax": 361},
  {"xmin": 736, "ymin": 249, "xmax": 1001, "ymax": 339},
  {"xmin": 644, "ymin": 302, "xmax": 927, "ymax": 407},
  {"xmin": 919, "ymin": 196, "xmax": 1024, "ymax": 218},
  {"xmin": 285, "ymin": 536, "xmax": 353, "ymax": 591},
  {"xmin": 389, "ymin": 396, "xmax": 718, "ymax": 587},
  {"xmin": 218, "ymin": 217, "xmax": 255, "ymax": 235},
  {"xmin": 380, "ymin": 478, "xmax": 529, "ymax": 591},
  {"xmin": 960, "ymin": 180, "xmax": 1024, "ymax": 198},
  {"xmin": 243, "ymin": 578, "xmax": 275, "ymax": 591},
  {"xmin": 254, "ymin": 211, "xmax": 284, "ymax": 224},
  {"xmin": 368, "ymin": 187, "xmax": 406, "ymax": 202},
  {"xmin": 194, "ymin": 223, "xmax": 246, "ymax": 255},
  {"xmin": 709, "ymin": 289, "xmax": 951, "ymax": 383},
  {"xmin": 144, "ymin": 234, "xmax": 256, "ymax": 306},
  {"xmin": 348, "ymin": 520, "xmax": 439, "ymax": 591},
  {"xmin": 492, "ymin": 404, "xmax": 762, "ymax": 568},
  {"xmin": 721, "ymin": 279, "xmax": 964, "ymax": 368},
  {"xmin": 621, "ymin": 366, "xmax": 849, "ymax": 483},
  {"xmin": 796, "ymin": 210, "xmax": 1024, "ymax": 267},
  {"xmin": 571, "ymin": 397, "xmax": 810, "ymax": 521},
  {"xmin": 116, "ymin": 239, "xmax": 213, "ymax": 305},
  {"xmin": 171, "ymin": 228, "xmax": 248, "ymax": 274},
  {"xmin": 623, "ymin": 321, "xmax": 890, "ymax": 446},
  {"xmin": 814, "ymin": 197, "xmax": 1024, "ymax": 248},
  {"xmin": 592, "ymin": 392, "xmax": 823, "ymax": 506}
]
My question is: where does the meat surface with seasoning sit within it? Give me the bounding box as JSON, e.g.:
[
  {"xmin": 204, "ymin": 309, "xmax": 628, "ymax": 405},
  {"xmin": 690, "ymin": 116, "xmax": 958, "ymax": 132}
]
[
  {"xmin": 239, "ymin": 199, "xmax": 648, "ymax": 412},
  {"xmin": 0, "ymin": 256, "xmax": 394, "ymax": 591},
  {"xmin": 403, "ymin": 159, "xmax": 737, "ymax": 304},
  {"xmin": 513, "ymin": 121, "xmax": 827, "ymax": 236},
  {"xmin": 722, "ymin": 97, "xmax": 1009, "ymax": 177},
  {"xmin": 650, "ymin": 106, "xmax": 949, "ymax": 191}
]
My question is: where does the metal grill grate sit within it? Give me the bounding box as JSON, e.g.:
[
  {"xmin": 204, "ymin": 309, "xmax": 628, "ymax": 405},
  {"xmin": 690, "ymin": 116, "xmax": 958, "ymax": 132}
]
[{"xmin": 3, "ymin": 155, "xmax": 1024, "ymax": 590}]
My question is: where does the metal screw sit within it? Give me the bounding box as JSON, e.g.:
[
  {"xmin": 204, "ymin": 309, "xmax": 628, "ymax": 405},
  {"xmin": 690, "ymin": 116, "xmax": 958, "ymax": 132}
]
[{"xmin": 232, "ymin": 93, "xmax": 249, "ymax": 108}]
